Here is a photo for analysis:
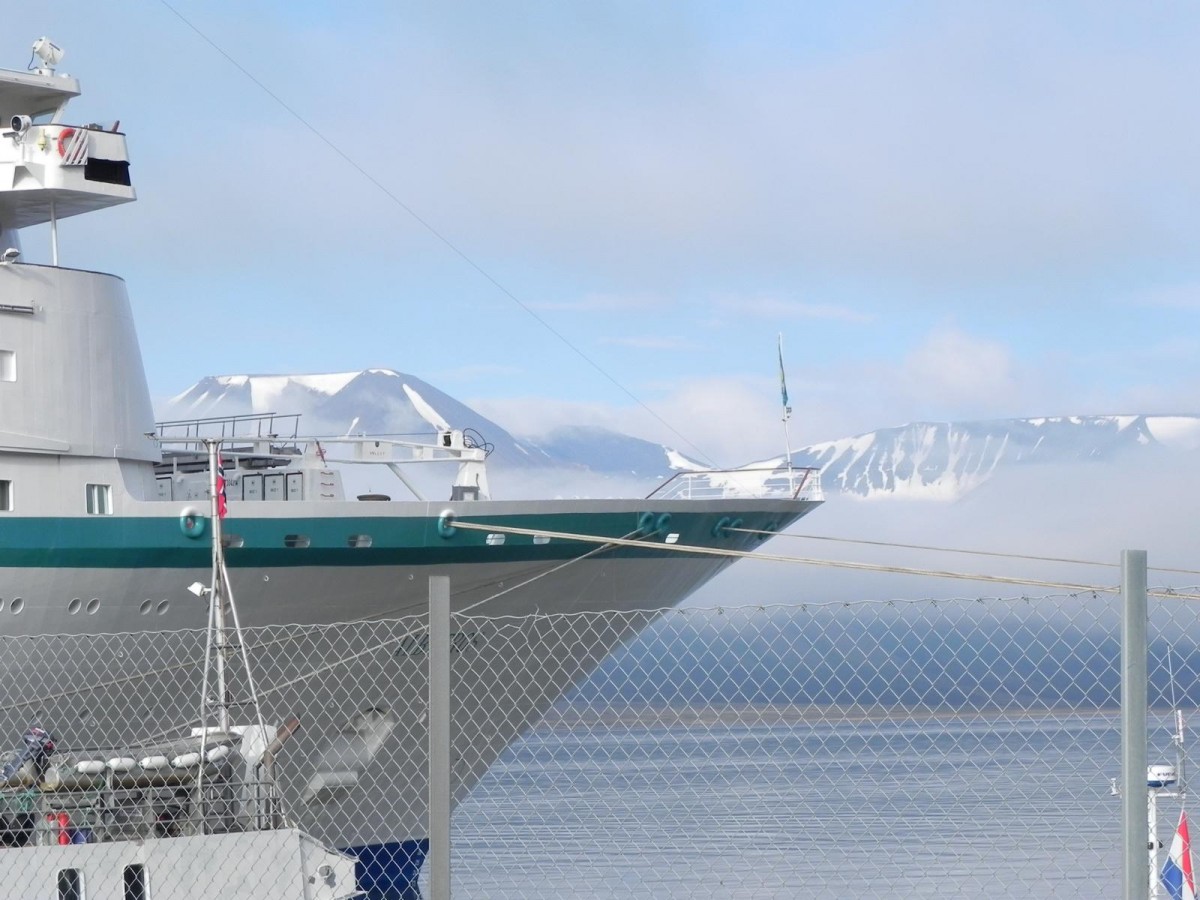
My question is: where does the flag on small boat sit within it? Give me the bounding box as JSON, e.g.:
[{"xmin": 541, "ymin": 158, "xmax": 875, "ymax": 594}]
[{"xmin": 1163, "ymin": 810, "xmax": 1196, "ymax": 900}]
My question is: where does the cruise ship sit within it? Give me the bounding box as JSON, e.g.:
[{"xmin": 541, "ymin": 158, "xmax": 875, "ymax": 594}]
[{"xmin": 0, "ymin": 42, "xmax": 822, "ymax": 899}]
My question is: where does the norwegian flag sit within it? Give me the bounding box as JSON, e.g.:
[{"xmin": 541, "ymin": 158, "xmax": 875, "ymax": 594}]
[
  {"xmin": 1164, "ymin": 810, "xmax": 1196, "ymax": 900},
  {"xmin": 216, "ymin": 458, "xmax": 228, "ymax": 519}
]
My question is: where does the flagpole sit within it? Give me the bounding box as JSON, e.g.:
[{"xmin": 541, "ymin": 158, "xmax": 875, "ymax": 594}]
[
  {"xmin": 206, "ymin": 438, "xmax": 230, "ymax": 734},
  {"xmin": 778, "ymin": 333, "xmax": 795, "ymax": 492}
]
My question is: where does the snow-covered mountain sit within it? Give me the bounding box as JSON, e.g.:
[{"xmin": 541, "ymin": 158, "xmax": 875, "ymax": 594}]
[
  {"xmin": 786, "ymin": 415, "xmax": 1200, "ymax": 500},
  {"xmin": 160, "ymin": 372, "xmax": 1200, "ymax": 501},
  {"xmin": 161, "ymin": 370, "xmax": 689, "ymax": 480}
]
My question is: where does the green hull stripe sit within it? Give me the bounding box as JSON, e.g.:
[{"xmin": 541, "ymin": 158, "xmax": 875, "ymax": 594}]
[{"xmin": 0, "ymin": 509, "xmax": 805, "ymax": 569}]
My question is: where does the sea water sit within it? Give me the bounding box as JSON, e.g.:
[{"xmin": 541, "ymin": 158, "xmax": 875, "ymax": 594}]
[{"xmin": 436, "ymin": 708, "xmax": 1145, "ymax": 898}]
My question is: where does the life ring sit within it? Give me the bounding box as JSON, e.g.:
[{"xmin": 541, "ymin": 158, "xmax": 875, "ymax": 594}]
[
  {"xmin": 179, "ymin": 507, "xmax": 207, "ymax": 539},
  {"xmin": 654, "ymin": 513, "xmax": 672, "ymax": 535},
  {"xmin": 56, "ymin": 127, "xmax": 76, "ymax": 158},
  {"xmin": 636, "ymin": 511, "xmax": 656, "ymax": 535}
]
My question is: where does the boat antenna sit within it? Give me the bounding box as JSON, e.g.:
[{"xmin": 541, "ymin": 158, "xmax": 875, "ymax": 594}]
[{"xmin": 777, "ymin": 333, "xmax": 796, "ymax": 492}]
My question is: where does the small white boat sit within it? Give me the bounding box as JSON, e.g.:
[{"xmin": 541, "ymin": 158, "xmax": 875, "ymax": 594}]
[{"xmin": 0, "ymin": 722, "xmax": 359, "ymax": 899}]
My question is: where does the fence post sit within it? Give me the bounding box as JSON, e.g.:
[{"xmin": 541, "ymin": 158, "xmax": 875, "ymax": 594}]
[
  {"xmin": 1122, "ymin": 549, "xmax": 1148, "ymax": 900},
  {"xmin": 429, "ymin": 575, "xmax": 452, "ymax": 900}
]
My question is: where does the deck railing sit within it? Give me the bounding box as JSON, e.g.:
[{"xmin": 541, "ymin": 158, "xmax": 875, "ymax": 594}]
[{"xmin": 646, "ymin": 465, "xmax": 822, "ymax": 501}]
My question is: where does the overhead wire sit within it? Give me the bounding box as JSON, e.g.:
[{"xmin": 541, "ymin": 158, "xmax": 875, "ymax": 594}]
[{"xmin": 154, "ymin": 0, "xmax": 717, "ymax": 467}]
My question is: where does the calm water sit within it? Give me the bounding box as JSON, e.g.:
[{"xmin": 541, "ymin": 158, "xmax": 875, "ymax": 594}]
[{"xmin": 428, "ymin": 708, "xmax": 1170, "ymax": 898}]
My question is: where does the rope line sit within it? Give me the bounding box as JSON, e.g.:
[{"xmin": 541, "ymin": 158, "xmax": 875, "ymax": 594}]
[
  {"xmin": 446, "ymin": 520, "xmax": 1200, "ymax": 600},
  {"xmin": 730, "ymin": 528, "xmax": 1200, "ymax": 576}
]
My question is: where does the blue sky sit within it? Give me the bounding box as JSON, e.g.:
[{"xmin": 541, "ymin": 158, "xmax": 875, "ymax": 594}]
[{"xmin": 8, "ymin": 2, "xmax": 1200, "ymax": 465}]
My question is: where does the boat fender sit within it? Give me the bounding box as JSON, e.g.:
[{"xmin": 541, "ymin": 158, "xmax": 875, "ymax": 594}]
[
  {"xmin": 57, "ymin": 811, "xmax": 70, "ymax": 845},
  {"xmin": 171, "ymin": 751, "xmax": 203, "ymax": 768},
  {"xmin": 56, "ymin": 127, "xmax": 76, "ymax": 158},
  {"xmin": 139, "ymin": 755, "xmax": 170, "ymax": 770},
  {"xmin": 654, "ymin": 513, "xmax": 672, "ymax": 535},
  {"xmin": 204, "ymin": 744, "xmax": 231, "ymax": 763},
  {"xmin": 179, "ymin": 507, "xmax": 207, "ymax": 539},
  {"xmin": 74, "ymin": 760, "xmax": 105, "ymax": 775},
  {"xmin": 106, "ymin": 757, "xmax": 136, "ymax": 772},
  {"xmin": 637, "ymin": 511, "xmax": 656, "ymax": 535},
  {"xmin": 437, "ymin": 511, "xmax": 457, "ymax": 538}
]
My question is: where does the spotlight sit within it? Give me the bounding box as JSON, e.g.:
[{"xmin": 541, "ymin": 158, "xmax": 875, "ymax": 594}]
[{"xmin": 31, "ymin": 38, "xmax": 64, "ymax": 71}]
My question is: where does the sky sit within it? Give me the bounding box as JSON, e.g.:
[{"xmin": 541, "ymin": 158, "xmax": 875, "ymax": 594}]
[{"xmin": 6, "ymin": 2, "xmax": 1200, "ymax": 468}]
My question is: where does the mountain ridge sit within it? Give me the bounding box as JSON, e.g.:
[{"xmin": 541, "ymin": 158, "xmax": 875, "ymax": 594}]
[{"xmin": 158, "ymin": 371, "xmax": 1200, "ymax": 501}]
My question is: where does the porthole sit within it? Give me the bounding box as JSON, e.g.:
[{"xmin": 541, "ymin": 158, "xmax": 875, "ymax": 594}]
[
  {"xmin": 68, "ymin": 598, "xmax": 82, "ymax": 615},
  {"xmin": 0, "ymin": 597, "xmax": 5, "ymax": 612},
  {"xmin": 139, "ymin": 599, "xmax": 153, "ymax": 615},
  {"xmin": 532, "ymin": 534, "xmax": 550, "ymax": 545},
  {"xmin": 485, "ymin": 533, "xmax": 505, "ymax": 546},
  {"xmin": 348, "ymin": 534, "xmax": 373, "ymax": 548},
  {"xmin": 11, "ymin": 597, "xmax": 23, "ymax": 614},
  {"xmin": 284, "ymin": 534, "xmax": 310, "ymax": 548},
  {"xmin": 222, "ymin": 534, "xmax": 244, "ymax": 549},
  {"xmin": 156, "ymin": 600, "xmax": 169, "ymax": 615},
  {"xmin": 86, "ymin": 597, "xmax": 100, "ymax": 615}
]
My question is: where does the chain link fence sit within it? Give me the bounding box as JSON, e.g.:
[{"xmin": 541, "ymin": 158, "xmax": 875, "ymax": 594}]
[{"xmin": 0, "ymin": 588, "xmax": 1195, "ymax": 898}]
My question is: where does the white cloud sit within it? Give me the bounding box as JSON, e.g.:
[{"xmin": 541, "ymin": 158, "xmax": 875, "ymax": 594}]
[
  {"xmin": 713, "ymin": 296, "xmax": 874, "ymax": 324},
  {"xmin": 895, "ymin": 328, "xmax": 1019, "ymax": 416},
  {"xmin": 533, "ymin": 292, "xmax": 674, "ymax": 312},
  {"xmin": 599, "ymin": 336, "xmax": 698, "ymax": 350}
]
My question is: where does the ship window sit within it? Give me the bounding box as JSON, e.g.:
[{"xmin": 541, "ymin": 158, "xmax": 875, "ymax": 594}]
[
  {"xmin": 0, "ymin": 350, "xmax": 13, "ymax": 382},
  {"xmin": 283, "ymin": 534, "xmax": 310, "ymax": 548},
  {"xmin": 222, "ymin": 534, "xmax": 244, "ymax": 549},
  {"xmin": 348, "ymin": 534, "xmax": 373, "ymax": 548},
  {"xmin": 0, "ymin": 479, "xmax": 11, "ymax": 511},
  {"xmin": 57, "ymin": 868, "xmax": 84, "ymax": 900},
  {"xmin": 123, "ymin": 864, "xmax": 147, "ymax": 900},
  {"xmin": 85, "ymin": 483, "xmax": 112, "ymax": 515}
]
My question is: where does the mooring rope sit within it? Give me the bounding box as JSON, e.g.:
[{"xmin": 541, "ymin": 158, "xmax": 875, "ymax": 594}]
[
  {"xmin": 446, "ymin": 519, "xmax": 1200, "ymax": 600},
  {"xmin": 728, "ymin": 527, "xmax": 1200, "ymax": 577}
]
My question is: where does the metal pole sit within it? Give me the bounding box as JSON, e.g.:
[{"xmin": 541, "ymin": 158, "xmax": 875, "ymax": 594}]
[
  {"xmin": 1123, "ymin": 549, "xmax": 1149, "ymax": 900},
  {"xmin": 50, "ymin": 198, "xmax": 58, "ymax": 266},
  {"xmin": 428, "ymin": 575, "xmax": 451, "ymax": 900},
  {"xmin": 207, "ymin": 440, "xmax": 229, "ymax": 733}
]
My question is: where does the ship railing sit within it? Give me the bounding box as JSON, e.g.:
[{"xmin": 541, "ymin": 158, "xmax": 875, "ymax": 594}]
[
  {"xmin": 646, "ymin": 466, "xmax": 822, "ymax": 501},
  {"xmin": 153, "ymin": 427, "xmax": 489, "ymax": 471},
  {"xmin": 154, "ymin": 412, "xmax": 302, "ymax": 444},
  {"xmin": 0, "ymin": 122, "xmax": 127, "ymax": 168},
  {"xmin": 0, "ymin": 776, "xmax": 285, "ymax": 847}
]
